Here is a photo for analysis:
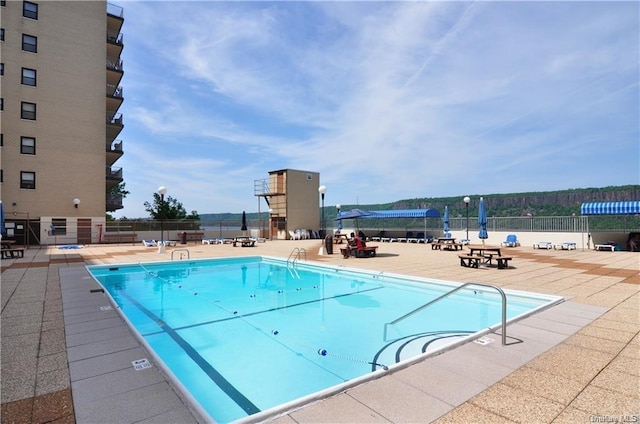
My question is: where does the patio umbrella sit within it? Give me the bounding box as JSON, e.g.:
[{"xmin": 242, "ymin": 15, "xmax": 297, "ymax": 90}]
[
  {"xmin": 478, "ymin": 197, "xmax": 488, "ymax": 244},
  {"xmin": 443, "ymin": 206, "xmax": 450, "ymax": 236},
  {"xmin": 0, "ymin": 201, "xmax": 5, "ymax": 236},
  {"xmin": 241, "ymin": 211, "xmax": 247, "ymax": 234},
  {"xmin": 335, "ymin": 209, "xmax": 371, "ymax": 232}
]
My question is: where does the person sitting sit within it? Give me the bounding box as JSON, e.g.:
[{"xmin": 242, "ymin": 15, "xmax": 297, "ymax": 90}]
[
  {"xmin": 628, "ymin": 233, "xmax": 639, "ymax": 252},
  {"xmin": 358, "ymin": 230, "xmax": 367, "ymax": 242},
  {"xmin": 348, "ymin": 232, "xmax": 357, "ymax": 246}
]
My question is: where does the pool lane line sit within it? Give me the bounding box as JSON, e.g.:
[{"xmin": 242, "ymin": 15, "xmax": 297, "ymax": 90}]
[
  {"xmin": 119, "ymin": 291, "xmax": 261, "ymax": 416},
  {"xmin": 153, "ymin": 285, "xmax": 386, "ymax": 333}
]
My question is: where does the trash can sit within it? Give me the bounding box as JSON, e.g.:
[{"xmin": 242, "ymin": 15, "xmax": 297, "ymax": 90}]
[
  {"xmin": 324, "ymin": 235, "xmax": 333, "ymax": 255},
  {"xmin": 179, "ymin": 232, "xmax": 187, "ymax": 244}
]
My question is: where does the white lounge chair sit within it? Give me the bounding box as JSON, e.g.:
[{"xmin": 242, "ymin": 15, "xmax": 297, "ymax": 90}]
[
  {"xmin": 533, "ymin": 241, "xmax": 552, "ymax": 249},
  {"xmin": 142, "ymin": 240, "xmax": 157, "ymax": 247}
]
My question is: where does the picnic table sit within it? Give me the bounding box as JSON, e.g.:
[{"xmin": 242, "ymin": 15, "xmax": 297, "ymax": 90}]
[
  {"xmin": 463, "ymin": 245, "xmax": 512, "ymax": 269},
  {"xmin": 432, "ymin": 237, "xmax": 463, "ymax": 251},
  {"xmin": 1, "ymin": 239, "xmax": 25, "ymax": 259}
]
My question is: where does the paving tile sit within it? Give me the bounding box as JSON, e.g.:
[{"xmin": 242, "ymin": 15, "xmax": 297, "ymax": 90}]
[
  {"xmin": 69, "ymin": 346, "xmax": 148, "ymax": 381},
  {"xmin": 35, "ymin": 367, "xmax": 71, "ymax": 396},
  {"xmin": 392, "ymin": 361, "xmax": 489, "ymax": 406},
  {"xmin": 607, "ymin": 354, "xmax": 640, "ymax": 377},
  {"xmin": 568, "ymin": 385, "xmax": 640, "ymax": 417},
  {"xmin": 288, "ymin": 393, "xmax": 390, "ymax": 423},
  {"xmin": 576, "ymin": 325, "xmax": 637, "ymax": 344},
  {"xmin": 348, "ymin": 373, "xmax": 453, "ymax": 423},
  {"xmin": 563, "ymin": 333, "xmax": 627, "ymax": 355},
  {"xmin": 70, "ymin": 365, "xmax": 166, "ymax": 404},
  {"xmin": 525, "ymin": 344, "xmax": 614, "ymax": 384},
  {"xmin": 432, "ymin": 402, "xmax": 516, "ymax": 423},
  {"xmin": 499, "ymin": 366, "xmax": 585, "ymax": 405},
  {"xmin": 136, "ymin": 406, "xmax": 199, "ymax": 424},
  {"xmin": 0, "ymin": 397, "xmax": 33, "ymax": 423},
  {"xmin": 73, "ymin": 382, "xmax": 202, "ymax": 424},
  {"xmin": 65, "ymin": 324, "xmax": 132, "ymax": 347},
  {"xmin": 591, "ymin": 368, "xmax": 640, "ymax": 399},
  {"xmin": 66, "ymin": 333, "xmax": 140, "ymax": 363},
  {"xmin": 469, "ymin": 382, "xmax": 566, "ymax": 423}
]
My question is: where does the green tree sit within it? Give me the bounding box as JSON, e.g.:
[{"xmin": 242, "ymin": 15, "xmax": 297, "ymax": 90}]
[{"xmin": 144, "ymin": 193, "xmax": 199, "ymax": 220}]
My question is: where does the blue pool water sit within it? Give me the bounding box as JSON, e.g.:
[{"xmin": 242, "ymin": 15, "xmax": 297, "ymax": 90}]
[{"xmin": 87, "ymin": 256, "xmax": 562, "ymax": 423}]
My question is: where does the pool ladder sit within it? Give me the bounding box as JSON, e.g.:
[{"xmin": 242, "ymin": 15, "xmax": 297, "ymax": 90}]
[
  {"xmin": 286, "ymin": 248, "xmax": 306, "ymax": 278},
  {"xmin": 384, "ymin": 282, "xmax": 508, "ymax": 345},
  {"xmin": 171, "ymin": 249, "xmax": 190, "ymax": 260}
]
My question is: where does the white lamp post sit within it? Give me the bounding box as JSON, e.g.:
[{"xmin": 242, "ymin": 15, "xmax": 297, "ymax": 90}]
[
  {"xmin": 269, "ymin": 208, "xmax": 273, "ymax": 240},
  {"xmin": 463, "ymin": 196, "xmax": 470, "ymax": 242},
  {"xmin": 158, "ymin": 186, "xmax": 167, "ymax": 252},
  {"xmin": 318, "ymin": 185, "xmax": 327, "ymax": 255},
  {"xmin": 73, "ymin": 198, "xmax": 80, "ymax": 209}
]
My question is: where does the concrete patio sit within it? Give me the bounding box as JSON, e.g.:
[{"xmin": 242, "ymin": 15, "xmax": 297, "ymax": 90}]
[{"xmin": 1, "ymin": 240, "xmax": 638, "ymax": 423}]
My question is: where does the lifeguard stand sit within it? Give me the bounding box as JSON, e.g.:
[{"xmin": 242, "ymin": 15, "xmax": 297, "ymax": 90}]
[{"xmin": 254, "ymin": 169, "xmax": 320, "ymax": 240}]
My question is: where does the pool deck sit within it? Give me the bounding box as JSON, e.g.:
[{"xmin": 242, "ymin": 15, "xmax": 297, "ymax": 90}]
[{"xmin": 1, "ymin": 240, "xmax": 638, "ymax": 423}]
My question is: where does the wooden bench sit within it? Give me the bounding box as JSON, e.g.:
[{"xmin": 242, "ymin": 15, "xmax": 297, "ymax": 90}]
[
  {"xmin": 102, "ymin": 233, "xmax": 137, "ymax": 244},
  {"xmin": 495, "ymin": 256, "xmax": 513, "ymax": 269},
  {"xmin": 443, "ymin": 242, "xmax": 463, "ymax": 251},
  {"xmin": 595, "ymin": 244, "xmax": 615, "ymax": 252},
  {"xmin": 458, "ymin": 254, "xmax": 482, "ymax": 268},
  {"xmin": 2, "ymin": 247, "xmax": 26, "ymax": 259}
]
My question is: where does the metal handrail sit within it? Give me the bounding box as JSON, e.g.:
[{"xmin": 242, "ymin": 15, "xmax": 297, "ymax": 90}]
[
  {"xmin": 171, "ymin": 249, "xmax": 190, "ymax": 260},
  {"xmin": 287, "ymin": 247, "xmax": 307, "ymax": 266},
  {"xmin": 385, "ymin": 282, "xmax": 508, "ymax": 345}
]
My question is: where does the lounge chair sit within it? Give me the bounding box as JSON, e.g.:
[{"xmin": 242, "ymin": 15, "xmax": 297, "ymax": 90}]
[
  {"xmin": 371, "ymin": 231, "xmax": 385, "ymax": 242},
  {"xmin": 202, "ymin": 238, "xmax": 221, "ymax": 245},
  {"xmin": 289, "ymin": 230, "xmax": 301, "ymax": 240},
  {"xmin": 399, "ymin": 231, "xmax": 414, "ymax": 243},
  {"xmin": 142, "ymin": 240, "xmax": 157, "ymax": 247},
  {"xmin": 414, "ymin": 232, "xmax": 426, "ymax": 243},
  {"xmin": 554, "ymin": 242, "xmax": 576, "ymax": 250},
  {"xmin": 533, "ymin": 241, "xmax": 552, "ymax": 249},
  {"xmin": 501, "ymin": 234, "xmax": 520, "ymax": 247},
  {"xmin": 340, "ymin": 237, "xmax": 378, "ymax": 258}
]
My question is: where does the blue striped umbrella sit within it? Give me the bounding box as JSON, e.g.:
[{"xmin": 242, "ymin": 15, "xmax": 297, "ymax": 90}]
[
  {"xmin": 443, "ymin": 206, "xmax": 450, "ymax": 236},
  {"xmin": 478, "ymin": 197, "xmax": 488, "ymax": 244}
]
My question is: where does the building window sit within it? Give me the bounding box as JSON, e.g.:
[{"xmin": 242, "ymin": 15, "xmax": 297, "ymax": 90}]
[
  {"xmin": 51, "ymin": 218, "xmax": 67, "ymax": 236},
  {"xmin": 1, "ymin": 29, "xmax": 4, "ymax": 42},
  {"xmin": 1, "ymin": 98, "xmax": 3, "ymax": 111},
  {"xmin": 1, "ymin": 1, "xmax": 5, "ymax": 6},
  {"xmin": 0, "ymin": 63, "xmax": 4, "ymax": 75},
  {"xmin": 20, "ymin": 171, "xmax": 36, "ymax": 189},
  {"xmin": 1, "ymin": 133, "xmax": 3, "ymax": 147},
  {"xmin": 23, "ymin": 1, "xmax": 38, "ymax": 19},
  {"xmin": 21, "ymin": 68, "xmax": 36, "ymax": 86},
  {"xmin": 20, "ymin": 136, "xmax": 36, "ymax": 154},
  {"xmin": 21, "ymin": 102, "xmax": 36, "ymax": 120},
  {"xmin": 22, "ymin": 34, "xmax": 37, "ymax": 53}
]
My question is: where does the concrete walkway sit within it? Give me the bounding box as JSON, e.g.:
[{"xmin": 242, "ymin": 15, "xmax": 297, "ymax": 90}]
[{"xmin": 1, "ymin": 240, "xmax": 638, "ymax": 423}]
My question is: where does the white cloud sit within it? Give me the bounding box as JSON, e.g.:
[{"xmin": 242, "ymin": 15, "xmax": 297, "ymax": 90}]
[{"xmin": 113, "ymin": 1, "xmax": 638, "ymax": 217}]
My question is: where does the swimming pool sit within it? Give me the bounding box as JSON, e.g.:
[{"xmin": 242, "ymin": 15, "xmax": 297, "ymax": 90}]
[{"xmin": 87, "ymin": 256, "xmax": 563, "ymax": 423}]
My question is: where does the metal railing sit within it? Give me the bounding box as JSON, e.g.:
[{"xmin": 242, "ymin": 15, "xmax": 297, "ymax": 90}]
[{"xmin": 384, "ymin": 282, "xmax": 508, "ymax": 345}]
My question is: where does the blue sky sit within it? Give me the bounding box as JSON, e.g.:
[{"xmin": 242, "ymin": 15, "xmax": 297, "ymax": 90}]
[{"xmin": 113, "ymin": 1, "xmax": 639, "ymax": 218}]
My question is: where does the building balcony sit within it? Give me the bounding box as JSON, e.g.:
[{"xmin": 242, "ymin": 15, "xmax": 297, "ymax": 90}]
[
  {"xmin": 106, "ymin": 166, "xmax": 123, "ymax": 184},
  {"xmin": 107, "ymin": 84, "xmax": 124, "ymax": 116},
  {"xmin": 106, "ymin": 139, "xmax": 123, "ymax": 166},
  {"xmin": 107, "ymin": 113, "xmax": 124, "ymax": 141},
  {"xmin": 106, "ymin": 192, "xmax": 124, "ymax": 212}
]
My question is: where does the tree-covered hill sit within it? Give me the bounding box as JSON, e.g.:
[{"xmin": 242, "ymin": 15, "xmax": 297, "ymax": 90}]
[{"xmin": 200, "ymin": 185, "xmax": 639, "ymax": 222}]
